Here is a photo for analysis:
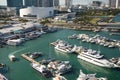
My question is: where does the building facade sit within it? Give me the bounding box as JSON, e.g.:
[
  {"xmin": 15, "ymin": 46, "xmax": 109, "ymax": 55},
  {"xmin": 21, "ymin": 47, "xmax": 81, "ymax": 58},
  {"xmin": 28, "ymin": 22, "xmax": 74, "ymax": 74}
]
[
  {"xmin": 20, "ymin": 7, "xmax": 54, "ymax": 19},
  {"xmin": 24, "ymin": 0, "xmax": 43, "ymax": 7},
  {"xmin": 23, "ymin": 0, "xmax": 53, "ymax": 7},
  {"xmin": 7, "ymin": 0, "xmax": 23, "ymax": 7},
  {"xmin": 65, "ymin": 0, "xmax": 72, "ymax": 8},
  {"xmin": 109, "ymin": 0, "xmax": 120, "ymax": 8},
  {"xmin": 42, "ymin": 0, "xmax": 53, "ymax": 7},
  {"xmin": 53, "ymin": 0, "xmax": 59, "ymax": 7}
]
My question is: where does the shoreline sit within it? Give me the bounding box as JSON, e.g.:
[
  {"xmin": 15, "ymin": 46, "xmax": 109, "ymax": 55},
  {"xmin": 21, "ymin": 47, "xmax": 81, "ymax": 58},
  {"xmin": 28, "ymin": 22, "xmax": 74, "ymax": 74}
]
[{"xmin": 47, "ymin": 23, "xmax": 120, "ymax": 33}]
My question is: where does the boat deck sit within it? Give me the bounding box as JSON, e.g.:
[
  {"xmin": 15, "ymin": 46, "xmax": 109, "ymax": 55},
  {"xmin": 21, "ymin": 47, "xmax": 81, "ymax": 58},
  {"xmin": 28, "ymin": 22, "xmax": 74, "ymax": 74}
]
[
  {"xmin": 50, "ymin": 42, "xmax": 56, "ymax": 46},
  {"xmin": 21, "ymin": 54, "xmax": 39, "ymax": 64}
]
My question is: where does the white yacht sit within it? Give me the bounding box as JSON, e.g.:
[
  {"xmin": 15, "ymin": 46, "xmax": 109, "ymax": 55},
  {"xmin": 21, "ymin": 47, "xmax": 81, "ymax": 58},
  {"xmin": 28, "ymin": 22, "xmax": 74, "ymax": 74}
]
[
  {"xmin": 77, "ymin": 51, "xmax": 118, "ymax": 68},
  {"xmin": 48, "ymin": 61, "xmax": 72, "ymax": 75},
  {"xmin": 31, "ymin": 63, "xmax": 53, "ymax": 77},
  {"xmin": 8, "ymin": 54, "xmax": 16, "ymax": 61},
  {"xmin": 55, "ymin": 41, "xmax": 73, "ymax": 53},
  {"xmin": 53, "ymin": 74, "xmax": 67, "ymax": 80},
  {"xmin": 77, "ymin": 70, "xmax": 107, "ymax": 80},
  {"xmin": 83, "ymin": 49, "xmax": 103, "ymax": 59},
  {"xmin": 7, "ymin": 38, "xmax": 24, "ymax": 46},
  {"xmin": 0, "ymin": 74, "xmax": 8, "ymax": 80}
]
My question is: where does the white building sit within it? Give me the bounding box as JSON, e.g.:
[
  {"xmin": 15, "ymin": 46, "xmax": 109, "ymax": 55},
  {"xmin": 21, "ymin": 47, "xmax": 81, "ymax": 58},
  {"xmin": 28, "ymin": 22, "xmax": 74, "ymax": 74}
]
[{"xmin": 20, "ymin": 7, "xmax": 54, "ymax": 19}]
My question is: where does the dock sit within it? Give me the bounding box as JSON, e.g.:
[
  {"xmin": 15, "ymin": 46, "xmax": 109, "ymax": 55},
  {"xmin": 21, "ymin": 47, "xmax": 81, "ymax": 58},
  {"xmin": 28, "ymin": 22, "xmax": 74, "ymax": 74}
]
[{"xmin": 21, "ymin": 54, "xmax": 39, "ymax": 64}]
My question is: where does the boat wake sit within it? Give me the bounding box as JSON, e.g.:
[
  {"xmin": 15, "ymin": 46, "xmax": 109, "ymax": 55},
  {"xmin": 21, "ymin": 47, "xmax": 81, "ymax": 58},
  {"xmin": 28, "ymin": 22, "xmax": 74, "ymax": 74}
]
[
  {"xmin": 78, "ymin": 59, "xmax": 109, "ymax": 74},
  {"xmin": 9, "ymin": 48, "xmax": 26, "ymax": 55}
]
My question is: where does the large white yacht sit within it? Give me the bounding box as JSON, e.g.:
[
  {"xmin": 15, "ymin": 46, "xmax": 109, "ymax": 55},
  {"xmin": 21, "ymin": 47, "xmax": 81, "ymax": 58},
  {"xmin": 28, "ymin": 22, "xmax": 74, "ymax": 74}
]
[
  {"xmin": 55, "ymin": 41, "xmax": 73, "ymax": 53},
  {"xmin": 77, "ymin": 50, "xmax": 118, "ymax": 68},
  {"xmin": 0, "ymin": 74, "xmax": 8, "ymax": 80},
  {"xmin": 77, "ymin": 70, "xmax": 107, "ymax": 80}
]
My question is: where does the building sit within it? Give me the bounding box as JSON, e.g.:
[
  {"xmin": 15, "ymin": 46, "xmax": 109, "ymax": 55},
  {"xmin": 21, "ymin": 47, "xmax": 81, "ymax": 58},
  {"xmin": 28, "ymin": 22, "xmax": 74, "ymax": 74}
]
[
  {"xmin": 53, "ymin": 0, "xmax": 59, "ymax": 7},
  {"xmin": 109, "ymin": 0, "xmax": 120, "ymax": 8},
  {"xmin": 23, "ymin": 0, "xmax": 42, "ymax": 7},
  {"xmin": 23, "ymin": 0, "xmax": 53, "ymax": 7},
  {"xmin": 65, "ymin": 0, "xmax": 72, "ymax": 8},
  {"xmin": 20, "ymin": 7, "xmax": 54, "ymax": 19},
  {"xmin": 42, "ymin": 0, "xmax": 53, "ymax": 7},
  {"xmin": 116, "ymin": 0, "xmax": 120, "ymax": 8},
  {"xmin": 0, "ymin": 6, "xmax": 16, "ymax": 16},
  {"xmin": 92, "ymin": 1, "xmax": 102, "ymax": 7},
  {"xmin": 58, "ymin": 0, "xmax": 73, "ymax": 11},
  {"xmin": 7, "ymin": 0, "xmax": 23, "ymax": 7}
]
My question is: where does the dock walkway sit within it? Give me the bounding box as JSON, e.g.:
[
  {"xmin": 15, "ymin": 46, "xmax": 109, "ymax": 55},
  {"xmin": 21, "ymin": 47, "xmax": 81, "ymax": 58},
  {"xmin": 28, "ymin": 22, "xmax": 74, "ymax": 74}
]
[{"xmin": 21, "ymin": 54, "xmax": 39, "ymax": 64}]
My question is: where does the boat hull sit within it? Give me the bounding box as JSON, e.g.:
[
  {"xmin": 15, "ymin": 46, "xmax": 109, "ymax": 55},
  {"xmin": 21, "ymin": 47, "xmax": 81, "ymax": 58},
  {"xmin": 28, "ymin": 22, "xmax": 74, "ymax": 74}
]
[
  {"xmin": 55, "ymin": 47, "xmax": 73, "ymax": 54},
  {"xmin": 77, "ymin": 55, "xmax": 115, "ymax": 68}
]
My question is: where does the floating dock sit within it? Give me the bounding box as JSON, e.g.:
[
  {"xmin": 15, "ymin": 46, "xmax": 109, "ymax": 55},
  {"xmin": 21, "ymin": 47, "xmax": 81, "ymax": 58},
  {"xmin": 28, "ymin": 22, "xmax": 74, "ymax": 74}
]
[{"xmin": 21, "ymin": 54, "xmax": 39, "ymax": 64}]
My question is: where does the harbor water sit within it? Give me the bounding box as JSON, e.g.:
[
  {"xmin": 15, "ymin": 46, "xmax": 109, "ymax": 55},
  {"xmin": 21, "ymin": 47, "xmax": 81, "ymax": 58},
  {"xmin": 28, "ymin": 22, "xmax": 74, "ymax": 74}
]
[
  {"xmin": 0, "ymin": 29, "xmax": 120, "ymax": 80},
  {"xmin": 113, "ymin": 14, "xmax": 120, "ymax": 22}
]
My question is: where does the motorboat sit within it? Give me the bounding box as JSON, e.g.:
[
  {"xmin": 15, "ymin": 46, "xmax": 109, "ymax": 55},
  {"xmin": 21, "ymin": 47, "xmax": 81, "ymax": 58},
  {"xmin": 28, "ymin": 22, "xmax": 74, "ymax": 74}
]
[
  {"xmin": 29, "ymin": 52, "xmax": 42, "ymax": 59},
  {"xmin": 48, "ymin": 61, "xmax": 72, "ymax": 75},
  {"xmin": 31, "ymin": 62, "xmax": 53, "ymax": 77},
  {"xmin": 77, "ymin": 70, "xmax": 107, "ymax": 80},
  {"xmin": 55, "ymin": 41, "xmax": 73, "ymax": 53},
  {"xmin": 8, "ymin": 54, "xmax": 16, "ymax": 61}
]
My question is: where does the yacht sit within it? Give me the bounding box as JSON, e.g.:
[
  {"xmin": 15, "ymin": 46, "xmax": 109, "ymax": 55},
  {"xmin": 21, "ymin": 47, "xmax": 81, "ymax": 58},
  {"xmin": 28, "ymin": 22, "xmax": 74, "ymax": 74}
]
[
  {"xmin": 55, "ymin": 61, "xmax": 72, "ymax": 75},
  {"xmin": 31, "ymin": 63, "xmax": 53, "ymax": 77},
  {"xmin": 109, "ymin": 57, "xmax": 120, "ymax": 66},
  {"xmin": 83, "ymin": 49, "xmax": 103, "ymax": 59},
  {"xmin": 55, "ymin": 41, "xmax": 73, "ymax": 53},
  {"xmin": 0, "ymin": 63, "xmax": 6, "ymax": 69},
  {"xmin": 8, "ymin": 54, "xmax": 16, "ymax": 61},
  {"xmin": 77, "ymin": 51, "xmax": 118, "ymax": 68},
  {"xmin": 77, "ymin": 70, "xmax": 107, "ymax": 80},
  {"xmin": 48, "ymin": 61, "xmax": 72, "ymax": 75},
  {"xmin": 0, "ymin": 74, "xmax": 8, "ymax": 80},
  {"xmin": 53, "ymin": 74, "xmax": 67, "ymax": 80},
  {"xmin": 68, "ymin": 34, "xmax": 77, "ymax": 39},
  {"xmin": 71, "ymin": 45, "xmax": 84, "ymax": 53},
  {"xmin": 29, "ymin": 52, "xmax": 42, "ymax": 59}
]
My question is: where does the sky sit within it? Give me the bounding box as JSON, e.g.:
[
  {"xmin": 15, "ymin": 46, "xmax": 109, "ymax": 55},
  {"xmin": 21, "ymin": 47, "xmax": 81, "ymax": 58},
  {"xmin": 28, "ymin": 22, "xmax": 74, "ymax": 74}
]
[{"xmin": 0, "ymin": 0, "xmax": 108, "ymax": 6}]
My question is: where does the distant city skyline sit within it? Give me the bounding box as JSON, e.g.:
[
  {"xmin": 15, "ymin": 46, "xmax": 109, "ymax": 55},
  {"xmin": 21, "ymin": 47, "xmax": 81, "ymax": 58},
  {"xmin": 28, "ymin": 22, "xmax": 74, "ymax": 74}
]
[{"xmin": 0, "ymin": 0, "xmax": 109, "ymax": 6}]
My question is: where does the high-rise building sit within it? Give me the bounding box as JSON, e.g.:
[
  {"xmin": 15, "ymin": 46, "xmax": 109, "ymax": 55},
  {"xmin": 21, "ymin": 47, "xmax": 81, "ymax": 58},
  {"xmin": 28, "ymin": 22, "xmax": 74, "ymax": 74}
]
[
  {"xmin": 53, "ymin": 0, "xmax": 59, "ymax": 7},
  {"xmin": 115, "ymin": 0, "xmax": 120, "ymax": 8},
  {"xmin": 7, "ymin": 0, "xmax": 53, "ymax": 7},
  {"xmin": 109, "ymin": 0, "xmax": 120, "ymax": 8},
  {"xmin": 7, "ymin": 0, "xmax": 23, "ymax": 7},
  {"xmin": 92, "ymin": 1, "xmax": 102, "ymax": 7},
  {"xmin": 23, "ymin": 0, "xmax": 53, "ymax": 7},
  {"xmin": 23, "ymin": 0, "xmax": 42, "ymax": 7},
  {"xmin": 65, "ymin": 0, "xmax": 72, "ymax": 8},
  {"xmin": 42, "ymin": 0, "xmax": 53, "ymax": 7}
]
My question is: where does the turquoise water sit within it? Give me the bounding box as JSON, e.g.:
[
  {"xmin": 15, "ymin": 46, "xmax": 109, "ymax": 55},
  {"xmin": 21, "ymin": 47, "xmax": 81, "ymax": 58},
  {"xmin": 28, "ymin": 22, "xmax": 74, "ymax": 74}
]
[
  {"xmin": 0, "ymin": 29, "xmax": 120, "ymax": 80},
  {"xmin": 113, "ymin": 14, "xmax": 120, "ymax": 22}
]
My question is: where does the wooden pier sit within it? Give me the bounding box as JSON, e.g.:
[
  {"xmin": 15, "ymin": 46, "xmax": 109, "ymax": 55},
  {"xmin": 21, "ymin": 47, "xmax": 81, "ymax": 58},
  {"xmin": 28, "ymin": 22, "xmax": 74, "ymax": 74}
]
[{"xmin": 21, "ymin": 54, "xmax": 39, "ymax": 64}]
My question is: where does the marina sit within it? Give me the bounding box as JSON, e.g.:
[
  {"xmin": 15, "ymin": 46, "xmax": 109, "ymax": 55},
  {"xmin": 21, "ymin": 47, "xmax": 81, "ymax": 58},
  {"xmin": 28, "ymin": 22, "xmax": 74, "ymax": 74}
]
[
  {"xmin": 0, "ymin": 29, "xmax": 120, "ymax": 80},
  {"xmin": 68, "ymin": 34, "xmax": 120, "ymax": 48}
]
